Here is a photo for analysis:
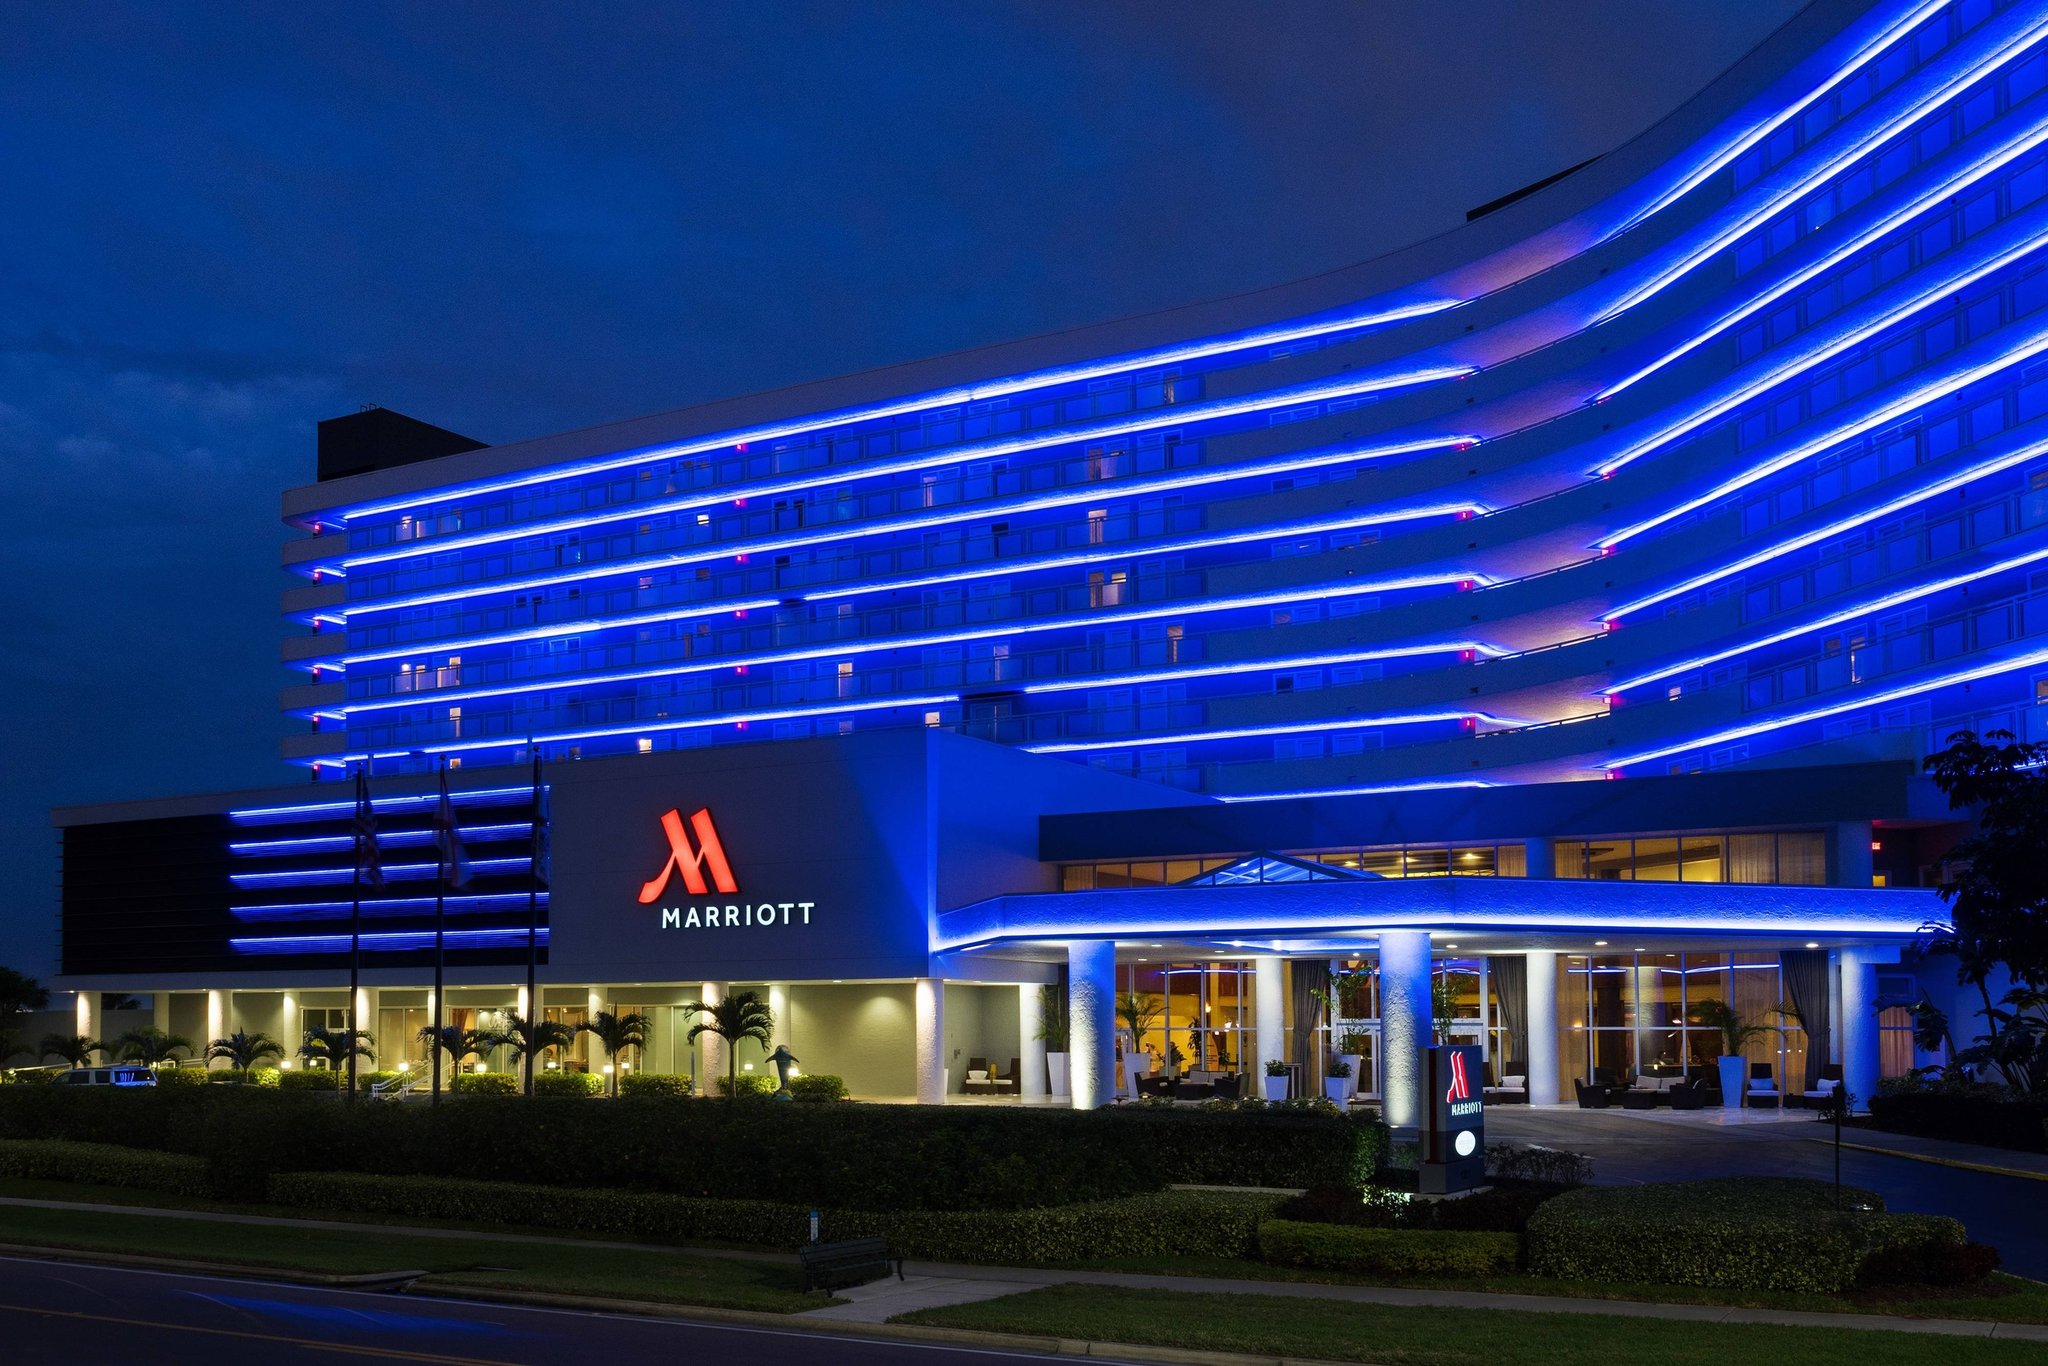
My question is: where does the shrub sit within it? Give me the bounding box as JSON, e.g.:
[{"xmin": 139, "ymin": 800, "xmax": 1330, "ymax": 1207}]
[
  {"xmin": 266, "ymin": 1171, "xmax": 1280, "ymax": 1263},
  {"xmin": 531, "ymin": 1071, "xmax": 602, "ymax": 1098},
  {"xmin": 714, "ymin": 1074, "xmax": 774, "ymax": 1099},
  {"xmin": 1860, "ymin": 1238, "xmax": 2000, "ymax": 1287},
  {"xmin": 207, "ymin": 1068, "xmax": 280, "ymax": 1087},
  {"xmin": 618, "ymin": 1073, "xmax": 693, "ymax": 1099},
  {"xmin": 0, "ymin": 1138, "xmax": 208, "ymax": 1197},
  {"xmin": 789, "ymin": 1074, "xmax": 847, "ymax": 1103},
  {"xmin": 1258, "ymin": 1220, "xmax": 1518, "ymax": 1276},
  {"xmin": 355, "ymin": 1070, "xmax": 403, "ymax": 1093},
  {"xmin": 1868, "ymin": 1092, "xmax": 2048, "ymax": 1153},
  {"xmin": 451, "ymin": 1073, "xmax": 519, "ymax": 1097},
  {"xmin": 277, "ymin": 1070, "xmax": 340, "ymax": 1093},
  {"xmin": 154, "ymin": 1067, "xmax": 207, "ymax": 1089},
  {"xmin": 1274, "ymin": 1179, "xmax": 1566, "ymax": 1235},
  {"xmin": 1486, "ymin": 1143, "xmax": 1592, "ymax": 1187},
  {"xmin": 1524, "ymin": 1177, "xmax": 1976, "ymax": 1292}
]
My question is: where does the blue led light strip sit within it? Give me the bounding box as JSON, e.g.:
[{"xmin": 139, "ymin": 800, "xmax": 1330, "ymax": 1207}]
[
  {"xmin": 230, "ymin": 893, "xmax": 548, "ymax": 920},
  {"xmin": 230, "ymin": 928, "xmax": 550, "ymax": 954},
  {"xmin": 230, "ymin": 786, "xmax": 539, "ymax": 822},
  {"xmin": 1606, "ymin": 429, "xmax": 2048, "ymax": 620},
  {"xmin": 1604, "ymin": 641, "xmax": 2048, "ymax": 769},
  {"xmin": 339, "ymin": 599, "xmax": 783, "ymax": 667},
  {"xmin": 1020, "ymin": 712, "xmax": 1505, "ymax": 755},
  {"xmin": 230, "ymin": 857, "xmax": 532, "ymax": 888},
  {"xmin": 1216, "ymin": 779, "xmax": 1499, "ymax": 804},
  {"xmin": 228, "ymin": 822, "xmax": 533, "ymax": 855},
  {"xmin": 1014, "ymin": 641, "xmax": 1502, "ymax": 695},
  {"xmin": 338, "ymin": 567, "xmax": 1483, "ymax": 717},
  {"xmin": 1605, "ymin": 542, "xmax": 2048, "ymax": 694}
]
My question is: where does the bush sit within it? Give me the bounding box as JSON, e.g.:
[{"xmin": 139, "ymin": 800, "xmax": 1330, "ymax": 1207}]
[
  {"xmin": 789, "ymin": 1074, "xmax": 848, "ymax": 1103},
  {"xmin": 1258, "ymin": 1220, "xmax": 1518, "ymax": 1277},
  {"xmin": 207, "ymin": 1068, "xmax": 280, "ymax": 1087},
  {"xmin": 1859, "ymin": 1238, "xmax": 2001, "ymax": 1287},
  {"xmin": 618, "ymin": 1073, "xmax": 693, "ymax": 1099},
  {"xmin": 0, "ymin": 1086, "xmax": 1379, "ymax": 1213},
  {"xmin": 355, "ymin": 1070, "xmax": 403, "ymax": 1093},
  {"xmin": 1486, "ymin": 1144, "xmax": 1592, "ymax": 1187},
  {"xmin": 266, "ymin": 1171, "xmax": 1280, "ymax": 1263},
  {"xmin": 154, "ymin": 1068, "xmax": 207, "ymax": 1089},
  {"xmin": 451, "ymin": 1072, "xmax": 519, "ymax": 1097},
  {"xmin": 714, "ymin": 1074, "xmax": 774, "ymax": 1099},
  {"xmin": 0, "ymin": 1138, "xmax": 208, "ymax": 1197},
  {"xmin": 531, "ymin": 1072, "xmax": 602, "ymax": 1098},
  {"xmin": 1274, "ymin": 1179, "xmax": 1567, "ymax": 1235},
  {"xmin": 1524, "ymin": 1178, "xmax": 1974, "ymax": 1292},
  {"xmin": 1868, "ymin": 1092, "xmax": 2048, "ymax": 1153},
  {"xmin": 277, "ymin": 1070, "xmax": 340, "ymax": 1093}
]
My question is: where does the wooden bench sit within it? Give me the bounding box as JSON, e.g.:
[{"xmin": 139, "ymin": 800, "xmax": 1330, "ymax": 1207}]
[{"xmin": 798, "ymin": 1236, "xmax": 903, "ymax": 1293}]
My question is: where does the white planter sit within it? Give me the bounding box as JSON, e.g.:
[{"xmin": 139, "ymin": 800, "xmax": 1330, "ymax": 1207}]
[
  {"xmin": 1046, "ymin": 1052, "xmax": 1069, "ymax": 1098},
  {"xmin": 1716, "ymin": 1055, "xmax": 1747, "ymax": 1109},
  {"xmin": 1338, "ymin": 1053, "xmax": 1363, "ymax": 1084},
  {"xmin": 1324, "ymin": 1077, "xmax": 1352, "ymax": 1104},
  {"xmin": 1262, "ymin": 1073, "xmax": 1289, "ymax": 1101}
]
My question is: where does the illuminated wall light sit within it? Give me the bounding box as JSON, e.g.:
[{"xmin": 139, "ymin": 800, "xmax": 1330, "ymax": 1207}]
[
  {"xmin": 1604, "ymin": 542, "xmax": 2048, "ymax": 693},
  {"xmin": 334, "ymin": 385, "xmax": 1476, "ymax": 571},
  {"xmin": 1598, "ymin": 320, "xmax": 2048, "ymax": 548},
  {"xmin": 1021, "ymin": 711, "xmax": 1507, "ymax": 755},
  {"xmin": 1606, "ymin": 430, "xmax": 2048, "ymax": 620},
  {"xmin": 1599, "ymin": 111, "xmax": 2048, "ymax": 401},
  {"xmin": 1603, "ymin": 641, "xmax": 2048, "ymax": 769},
  {"xmin": 338, "ymin": 569, "xmax": 1484, "ymax": 717}
]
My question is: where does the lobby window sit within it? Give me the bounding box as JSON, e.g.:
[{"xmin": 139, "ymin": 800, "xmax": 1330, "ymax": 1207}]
[{"xmin": 1555, "ymin": 832, "xmax": 1822, "ymax": 885}]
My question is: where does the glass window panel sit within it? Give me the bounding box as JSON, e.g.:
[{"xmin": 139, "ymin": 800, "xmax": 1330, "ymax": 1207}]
[
  {"xmin": 1403, "ymin": 848, "xmax": 1450, "ymax": 878},
  {"xmin": 1778, "ymin": 832, "xmax": 1826, "ymax": 884},
  {"xmin": 1575, "ymin": 840, "xmax": 1635, "ymax": 880},
  {"xmin": 1552, "ymin": 841, "xmax": 1587, "ymax": 878},
  {"xmin": 1680, "ymin": 836, "xmax": 1725, "ymax": 882},
  {"xmin": 1727, "ymin": 834, "xmax": 1776, "ymax": 883},
  {"xmin": 1451, "ymin": 846, "xmax": 1497, "ymax": 876},
  {"xmin": 1632, "ymin": 837, "xmax": 1682, "ymax": 881},
  {"xmin": 1357, "ymin": 850, "xmax": 1403, "ymax": 878},
  {"xmin": 1496, "ymin": 844, "xmax": 1527, "ymax": 877}
]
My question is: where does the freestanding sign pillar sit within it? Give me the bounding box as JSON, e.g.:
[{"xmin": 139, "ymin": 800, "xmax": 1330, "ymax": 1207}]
[{"xmin": 1419, "ymin": 1043, "xmax": 1485, "ymax": 1195}]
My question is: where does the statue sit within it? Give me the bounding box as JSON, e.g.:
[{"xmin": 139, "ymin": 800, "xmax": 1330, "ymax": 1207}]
[{"xmin": 766, "ymin": 1043, "xmax": 800, "ymax": 1101}]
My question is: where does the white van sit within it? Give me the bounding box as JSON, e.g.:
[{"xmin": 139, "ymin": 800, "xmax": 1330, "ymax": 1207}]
[{"xmin": 49, "ymin": 1066, "xmax": 158, "ymax": 1088}]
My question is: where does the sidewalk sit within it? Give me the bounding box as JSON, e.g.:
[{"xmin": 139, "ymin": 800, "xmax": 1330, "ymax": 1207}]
[
  {"xmin": 2, "ymin": 1191, "xmax": 2044, "ymax": 1341},
  {"xmin": 1825, "ymin": 1126, "xmax": 2048, "ymax": 1182}
]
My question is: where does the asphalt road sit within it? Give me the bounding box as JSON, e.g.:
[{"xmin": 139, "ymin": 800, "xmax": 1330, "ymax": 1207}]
[
  {"xmin": 1488, "ymin": 1108, "xmax": 2048, "ymax": 1279},
  {"xmin": 0, "ymin": 1255, "xmax": 1104, "ymax": 1366}
]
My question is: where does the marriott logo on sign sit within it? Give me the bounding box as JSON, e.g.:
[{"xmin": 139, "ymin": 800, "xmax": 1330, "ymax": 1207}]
[{"xmin": 638, "ymin": 806, "xmax": 813, "ymax": 931}]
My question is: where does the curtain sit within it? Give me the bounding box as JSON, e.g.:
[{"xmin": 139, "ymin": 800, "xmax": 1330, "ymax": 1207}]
[
  {"xmin": 1291, "ymin": 960, "xmax": 1330, "ymax": 1065},
  {"xmin": 1779, "ymin": 949, "xmax": 1830, "ymax": 1090},
  {"xmin": 1488, "ymin": 955, "xmax": 1528, "ymax": 1075},
  {"xmin": 1727, "ymin": 834, "xmax": 1775, "ymax": 884}
]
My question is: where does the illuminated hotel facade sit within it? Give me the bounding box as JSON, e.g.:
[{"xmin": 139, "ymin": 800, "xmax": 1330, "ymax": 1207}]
[{"xmin": 49, "ymin": 0, "xmax": 2045, "ymax": 1123}]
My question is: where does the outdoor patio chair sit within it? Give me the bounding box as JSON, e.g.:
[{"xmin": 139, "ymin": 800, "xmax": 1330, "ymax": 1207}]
[
  {"xmin": 1212, "ymin": 1074, "xmax": 1242, "ymax": 1101},
  {"xmin": 963, "ymin": 1056, "xmax": 996, "ymax": 1095},
  {"xmin": 1745, "ymin": 1062, "xmax": 1780, "ymax": 1108},
  {"xmin": 1619, "ymin": 1079, "xmax": 1664, "ymax": 1109},
  {"xmin": 1483, "ymin": 1062, "xmax": 1528, "ymax": 1104},
  {"xmin": 1573, "ymin": 1077, "xmax": 1612, "ymax": 1109},
  {"xmin": 1799, "ymin": 1063, "xmax": 1843, "ymax": 1108},
  {"xmin": 1668, "ymin": 1075, "xmax": 1714, "ymax": 1110}
]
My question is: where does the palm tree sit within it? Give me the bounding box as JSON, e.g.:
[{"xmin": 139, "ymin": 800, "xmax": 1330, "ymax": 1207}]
[
  {"xmin": 683, "ymin": 993, "xmax": 772, "ymax": 1100},
  {"xmin": 416, "ymin": 1025, "xmax": 495, "ymax": 1087},
  {"xmin": 112, "ymin": 1025, "xmax": 193, "ymax": 1069},
  {"xmin": 1116, "ymin": 992, "xmax": 1162, "ymax": 1057},
  {"xmin": 207, "ymin": 1029, "xmax": 284, "ymax": 1075},
  {"xmin": 40, "ymin": 1034, "xmax": 100, "ymax": 1069},
  {"xmin": 578, "ymin": 1009, "xmax": 653, "ymax": 1097},
  {"xmin": 299, "ymin": 1025, "xmax": 375, "ymax": 1069},
  {"xmin": 488, "ymin": 1015, "xmax": 579, "ymax": 1096}
]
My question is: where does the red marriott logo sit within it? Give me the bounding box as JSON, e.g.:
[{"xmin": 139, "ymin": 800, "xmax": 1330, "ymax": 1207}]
[
  {"xmin": 638, "ymin": 807, "xmax": 739, "ymax": 902},
  {"xmin": 1445, "ymin": 1050, "xmax": 1472, "ymax": 1105}
]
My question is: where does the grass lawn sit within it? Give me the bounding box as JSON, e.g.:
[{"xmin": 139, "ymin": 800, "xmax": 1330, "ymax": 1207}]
[
  {"xmin": 1057, "ymin": 1253, "xmax": 2048, "ymax": 1324},
  {"xmin": 0, "ymin": 1202, "xmax": 819, "ymax": 1313},
  {"xmin": 898, "ymin": 1283, "xmax": 2048, "ymax": 1366}
]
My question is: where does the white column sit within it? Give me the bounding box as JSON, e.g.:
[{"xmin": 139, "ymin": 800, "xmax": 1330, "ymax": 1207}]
[
  {"xmin": 75, "ymin": 992, "xmax": 101, "ymax": 1059},
  {"xmin": 697, "ymin": 982, "xmax": 726, "ymax": 1088},
  {"xmin": 767, "ymin": 984, "xmax": 790, "ymax": 1049},
  {"xmin": 281, "ymin": 993, "xmax": 299, "ymax": 1065},
  {"xmin": 205, "ymin": 990, "xmax": 226, "ymax": 1069},
  {"xmin": 1253, "ymin": 956, "xmax": 1286, "ymax": 1080},
  {"xmin": 1839, "ymin": 947, "xmax": 1885, "ymax": 1114},
  {"xmin": 585, "ymin": 987, "xmax": 604, "ymax": 1073},
  {"xmin": 1525, "ymin": 951, "xmax": 1560, "ymax": 1106},
  {"xmin": 1378, "ymin": 930, "xmax": 1433, "ymax": 1133},
  {"xmin": 151, "ymin": 993, "xmax": 169, "ymax": 1031},
  {"xmin": 1067, "ymin": 941, "xmax": 1116, "ymax": 1109},
  {"xmin": 914, "ymin": 978, "xmax": 946, "ymax": 1104},
  {"xmin": 1018, "ymin": 983, "xmax": 1047, "ymax": 1102},
  {"xmin": 516, "ymin": 985, "xmax": 530, "ymax": 1020}
]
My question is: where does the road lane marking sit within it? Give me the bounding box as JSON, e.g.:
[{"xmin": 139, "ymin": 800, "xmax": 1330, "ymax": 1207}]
[{"xmin": 0, "ymin": 1301, "xmax": 522, "ymax": 1364}]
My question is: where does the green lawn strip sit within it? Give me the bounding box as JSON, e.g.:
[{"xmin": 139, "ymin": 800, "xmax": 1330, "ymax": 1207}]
[
  {"xmin": 0, "ymin": 1203, "xmax": 817, "ymax": 1313},
  {"xmin": 896, "ymin": 1283, "xmax": 2046, "ymax": 1366},
  {"xmin": 1057, "ymin": 1254, "xmax": 2048, "ymax": 1324}
]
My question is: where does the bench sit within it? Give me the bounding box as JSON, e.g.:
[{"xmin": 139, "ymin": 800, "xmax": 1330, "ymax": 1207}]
[{"xmin": 798, "ymin": 1237, "xmax": 903, "ymax": 1293}]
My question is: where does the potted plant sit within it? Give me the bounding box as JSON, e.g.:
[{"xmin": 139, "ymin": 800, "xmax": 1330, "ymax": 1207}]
[
  {"xmin": 1036, "ymin": 986, "xmax": 1070, "ymax": 1098},
  {"xmin": 1324, "ymin": 1056, "xmax": 1354, "ymax": 1104},
  {"xmin": 1335, "ymin": 1029, "xmax": 1369, "ymax": 1087},
  {"xmin": 1690, "ymin": 997, "xmax": 1770, "ymax": 1108},
  {"xmin": 1262, "ymin": 1057, "xmax": 1290, "ymax": 1101}
]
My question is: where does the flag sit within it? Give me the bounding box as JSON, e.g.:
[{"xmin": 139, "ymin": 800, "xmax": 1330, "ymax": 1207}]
[
  {"xmin": 531, "ymin": 755, "xmax": 551, "ymax": 888},
  {"xmin": 434, "ymin": 762, "xmax": 472, "ymax": 889},
  {"xmin": 352, "ymin": 770, "xmax": 384, "ymax": 888}
]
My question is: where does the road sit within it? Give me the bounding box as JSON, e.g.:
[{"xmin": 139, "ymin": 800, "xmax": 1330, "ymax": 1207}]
[
  {"xmin": 1488, "ymin": 1107, "xmax": 2048, "ymax": 1279},
  {"xmin": 0, "ymin": 1255, "xmax": 1106, "ymax": 1366}
]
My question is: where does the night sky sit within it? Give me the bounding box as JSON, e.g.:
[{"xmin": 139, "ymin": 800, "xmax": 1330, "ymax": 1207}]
[{"xmin": 0, "ymin": 1, "xmax": 1805, "ymax": 977}]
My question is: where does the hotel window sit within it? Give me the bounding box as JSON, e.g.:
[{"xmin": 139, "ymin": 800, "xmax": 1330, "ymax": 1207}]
[
  {"xmin": 1086, "ymin": 508, "xmax": 1107, "ymax": 545},
  {"xmin": 1554, "ymin": 832, "xmax": 1823, "ymax": 885}
]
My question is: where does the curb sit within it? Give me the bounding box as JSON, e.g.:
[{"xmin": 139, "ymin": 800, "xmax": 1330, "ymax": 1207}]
[
  {"xmin": 0, "ymin": 1242, "xmax": 428, "ymax": 1288},
  {"xmin": 1818, "ymin": 1138, "xmax": 2048, "ymax": 1184}
]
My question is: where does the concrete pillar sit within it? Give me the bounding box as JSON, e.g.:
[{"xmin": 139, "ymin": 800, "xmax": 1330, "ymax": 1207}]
[
  {"xmin": 1067, "ymin": 940, "xmax": 1116, "ymax": 1109},
  {"xmin": 1525, "ymin": 951, "xmax": 1560, "ymax": 1106},
  {"xmin": 151, "ymin": 994, "xmax": 169, "ymax": 1032},
  {"xmin": 1522, "ymin": 838, "xmax": 1556, "ymax": 880},
  {"xmin": 697, "ymin": 982, "xmax": 726, "ymax": 1088},
  {"xmin": 205, "ymin": 990, "xmax": 226, "ymax": 1069},
  {"xmin": 1253, "ymin": 955, "xmax": 1286, "ymax": 1079},
  {"xmin": 281, "ymin": 992, "xmax": 299, "ymax": 1064},
  {"xmin": 1018, "ymin": 983, "xmax": 1047, "ymax": 1102},
  {"xmin": 75, "ymin": 992, "xmax": 101, "ymax": 1061},
  {"xmin": 767, "ymin": 984, "xmax": 790, "ymax": 1049},
  {"xmin": 1829, "ymin": 822, "xmax": 1875, "ymax": 888},
  {"xmin": 1378, "ymin": 930, "xmax": 1433, "ymax": 1133},
  {"xmin": 914, "ymin": 978, "xmax": 946, "ymax": 1105},
  {"xmin": 1838, "ymin": 947, "xmax": 1886, "ymax": 1114}
]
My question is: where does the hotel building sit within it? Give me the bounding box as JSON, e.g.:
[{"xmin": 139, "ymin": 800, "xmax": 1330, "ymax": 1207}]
[{"xmin": 50, "ymin": 0, "xmax": 2046, "ymax": 1125}]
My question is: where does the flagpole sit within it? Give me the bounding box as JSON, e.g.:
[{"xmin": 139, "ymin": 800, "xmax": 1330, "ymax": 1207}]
[
  {"xmin": 525, "ymin": 743, "xmax": 541, "ymax": 1099},
  {"xmin": 432, "ymin": 758, "xmax": 447, "ymax": 1108},
  {"xmin": 348, "ymin": 768, "xmax": 364, "ymax": 1104}
]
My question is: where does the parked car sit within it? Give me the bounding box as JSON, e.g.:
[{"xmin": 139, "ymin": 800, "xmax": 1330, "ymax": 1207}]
[{"xmin": 49, "ymin": 1066, "xmax": 157, "ymax": 1088}]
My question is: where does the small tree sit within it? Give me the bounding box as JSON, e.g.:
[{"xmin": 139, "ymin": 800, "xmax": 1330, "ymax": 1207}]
[
  {"xmin": 1689, "ymin": 998, "xmax": 1771, "ymax": 1057},
  {"xmin": 488, "ymin": 1015, "xmax": 579, "ymax": 1096},
  {"xmin": 112, "ymin": 1026, "xmax": 193, "ymax": 1069},
  {"xmin": 299, "ymin": 1025, "xmax": 375, "ymax": 1070},
  {"xmin": 40, "ymin": 1034, "xmax": 100, "ymax": 1068},
  {"xmin": 683, "ymin": 994, "xmax": 771, "ymax": 1100},
  {"xmin": 207, "ymin": 1030, "xmax": 284, "ymax": 1074},
  {"xmin": 577, "ymin": 1010, "xmax": 653, "ymax": 1097},
  {"xmin": 416, "ymin": 1025, "xmax": 495, "ymax": 1080},
  {"xmin": 1116, "ymin": 992, "xmax": 1162, "ymax": 1055},
  {"xmin": 0, "ymin": 967, "xmax": 48, "ymax": 1019}
]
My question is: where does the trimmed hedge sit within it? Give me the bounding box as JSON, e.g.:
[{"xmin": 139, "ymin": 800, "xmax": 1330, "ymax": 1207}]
[
  {"xmin": 277, "ymin": 1071, "xmax": 341, "ymax": 1093},
  {"xmin": 531, "ymin": 1072, "xmax": 602, "ymax": 1098},
  {"xmin": 354, "ymin": 1070, "xmax": 404, "ymax": 1093},
  {"xmin": 618, "ymin": 1073, "xmax": 693, "ymax": 1099},
  {"xmin": 451, "ymin": 1073, "xmax": 519, "ymax": 1096},
  {"xmin": 789, "ymin": 1074, "xmax": 848, "ymax": 1103},
  {"xmin": 155, "ymin": 1068, "xmax": 207, "ymax": 1089},
  {"xmin": 0, "ymin": 1138, "xmax": 209, "ymax": 1198},
  {"xmin": 0, "ymin": 1087, "xmax": 1381, "ymax": 1212},
  {"xmin": 715, "ymin": 1074, "xmax": 774, "ymax": 1099},
  {"xmin": 266, "ymin": 1171, "xmax": 1280, "ymax": 1263},
  {"xmin": 1525, "ymin": 1178, "xmax": 1968, "ymax": 1292},
  {"xmin": 1258, "ymin": 1220, "xmax": 1519, "ymax": 1276},
  {"xmin": 1869, "ymin": 1093, "xmax": 2048, "ymax": 1153}
]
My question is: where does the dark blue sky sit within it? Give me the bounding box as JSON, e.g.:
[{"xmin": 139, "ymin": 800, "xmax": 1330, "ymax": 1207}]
[{"xmin": 0, "ymin": 1, "xmax": 1803, "ymax": 976}]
